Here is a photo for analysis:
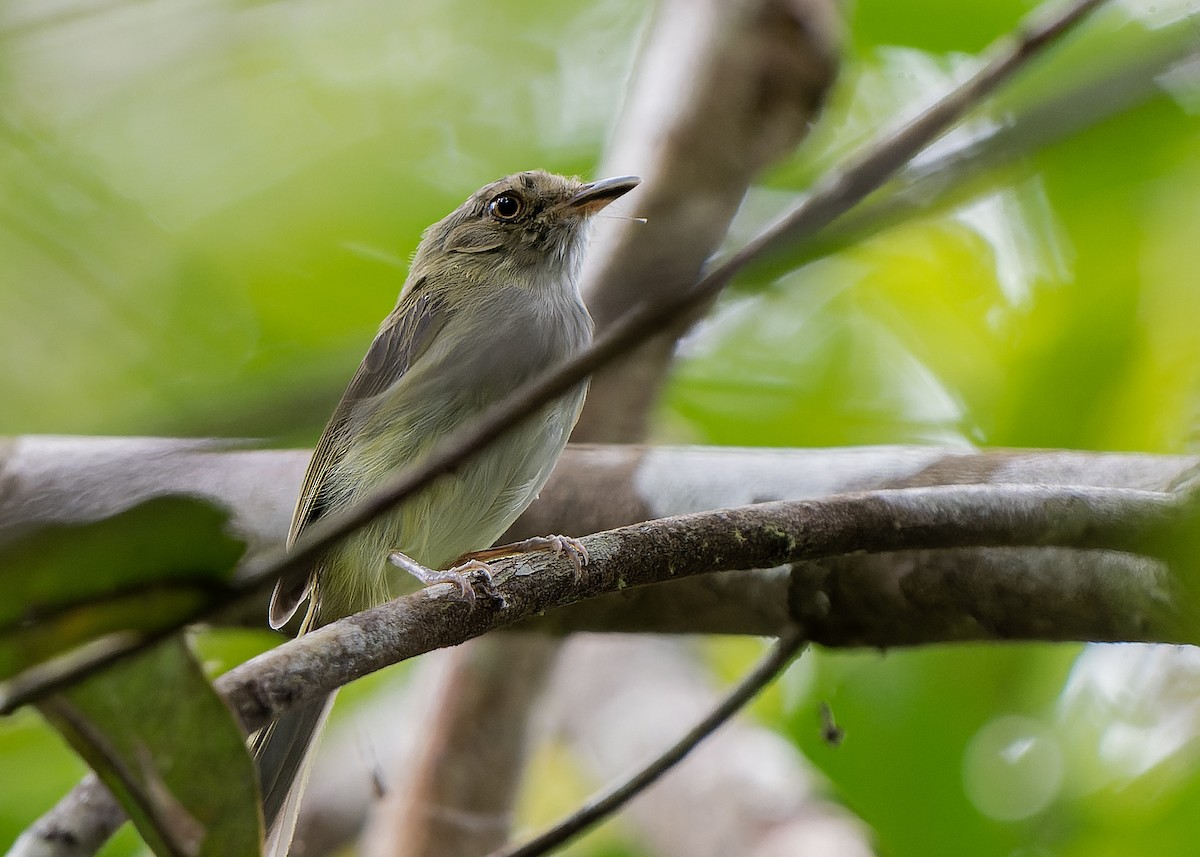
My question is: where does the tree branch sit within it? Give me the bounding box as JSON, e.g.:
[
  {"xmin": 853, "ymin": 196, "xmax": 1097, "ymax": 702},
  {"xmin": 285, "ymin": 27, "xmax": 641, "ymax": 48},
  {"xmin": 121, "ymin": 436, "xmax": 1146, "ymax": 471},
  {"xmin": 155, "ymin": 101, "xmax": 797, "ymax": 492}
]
[
  {"xmin": 487, "ymin": 629, "xmax": 807, "ymax": 857},
  {"xmin": 778, "ymin": 13, "xmax": 1200, "ymax": 273},
  {"xmin": 291, "ymin": 635, "xmax": 878, "ymax": 857},
  {"xmin": 714, "ymin": 0, "xmax": 1108, "ymax": 272},
  {"xmin": 542, "ymin": 636, "xmax": 877, "ymax": 857},
  {"xmin": 212, "ymin": 483, "xmax": 1196, "ymax": 739}
]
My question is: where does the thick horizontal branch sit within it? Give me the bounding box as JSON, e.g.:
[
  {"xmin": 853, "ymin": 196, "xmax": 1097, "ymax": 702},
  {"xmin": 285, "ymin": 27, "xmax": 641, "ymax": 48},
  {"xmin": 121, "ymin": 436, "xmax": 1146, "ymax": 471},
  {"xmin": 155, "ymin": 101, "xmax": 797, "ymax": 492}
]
[
  {"xmin": 216, "ymin": 483, "xmax": 1196, "ymax": 737},
  {"xmin": 5, "ymin": 439, "xmax": 1198, "ymax": 639},
  {"xmin": 794, "ymin": 546, "xmax": 1176, "ymax": 647},
  {"xmin": 6, "ymin": 438, "xmax": 1194, "ymax": 552},
  {"xmin": 526, "ymin": 548, "xmax": 1176, "ymax": 643}
]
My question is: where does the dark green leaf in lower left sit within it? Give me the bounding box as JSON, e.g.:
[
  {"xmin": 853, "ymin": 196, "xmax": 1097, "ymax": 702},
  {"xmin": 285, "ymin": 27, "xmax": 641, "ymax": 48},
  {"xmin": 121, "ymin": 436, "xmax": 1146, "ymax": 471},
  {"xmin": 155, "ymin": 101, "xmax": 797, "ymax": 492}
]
[{"xmin": 38, "ymin": 636, "xmax": 262, "ymax": 857}]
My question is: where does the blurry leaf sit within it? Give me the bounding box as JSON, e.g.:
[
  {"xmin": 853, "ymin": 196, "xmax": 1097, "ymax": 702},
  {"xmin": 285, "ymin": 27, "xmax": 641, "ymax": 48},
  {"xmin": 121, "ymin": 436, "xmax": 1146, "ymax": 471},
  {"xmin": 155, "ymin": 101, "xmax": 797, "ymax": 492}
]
[
  {"xmin": 188, "ymin": 628, "xmax": 283, "ymax": 682},
  {"xmin": 852, "ymin": 0, "xmax": 1027, "ymax": 53},
  {"xmin": 0, "ymin": 496, "xmax": 245, "ymax": 681},
  {"xmin": 38, "ymin": 637, "xmax": 261, "ymax": 857},
  {"xmin": 0, "ymin": 0, "xmax": 645, "ymax": 440},
  {"xmin": 788, "ymin": 645, "xmax": 1079, "ymax": 857}
]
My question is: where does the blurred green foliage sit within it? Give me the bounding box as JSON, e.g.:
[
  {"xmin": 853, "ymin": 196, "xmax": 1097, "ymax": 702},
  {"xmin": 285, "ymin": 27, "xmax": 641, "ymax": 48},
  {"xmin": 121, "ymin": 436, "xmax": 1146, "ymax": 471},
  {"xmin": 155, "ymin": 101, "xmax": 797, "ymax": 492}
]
[
  {"xmin": 0, "ymin": 0, "xmax": 641, "ymax": 440},
  {"xmin": 4, "ymin": 0, "xmax": 1200, "ymax": 855}
]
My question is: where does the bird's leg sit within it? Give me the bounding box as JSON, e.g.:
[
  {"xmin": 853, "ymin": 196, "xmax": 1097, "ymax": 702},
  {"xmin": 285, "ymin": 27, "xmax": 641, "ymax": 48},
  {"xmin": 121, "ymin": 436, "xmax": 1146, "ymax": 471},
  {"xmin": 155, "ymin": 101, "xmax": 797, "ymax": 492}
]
[
  {"xmin": 457, "ymin": 534, "xmax": 589, "ymax": 580},
  {"xmin": 386, "ymin": 551, "xmax": 499, "ymax": 606}
]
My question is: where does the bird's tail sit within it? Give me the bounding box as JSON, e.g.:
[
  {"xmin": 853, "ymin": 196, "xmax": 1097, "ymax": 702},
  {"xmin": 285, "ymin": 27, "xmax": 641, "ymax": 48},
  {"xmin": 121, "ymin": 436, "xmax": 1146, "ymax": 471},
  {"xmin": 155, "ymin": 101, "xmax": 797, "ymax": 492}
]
[{"xmin": 252, "ymin": 693, "xmax": 335, "ymax": 857}]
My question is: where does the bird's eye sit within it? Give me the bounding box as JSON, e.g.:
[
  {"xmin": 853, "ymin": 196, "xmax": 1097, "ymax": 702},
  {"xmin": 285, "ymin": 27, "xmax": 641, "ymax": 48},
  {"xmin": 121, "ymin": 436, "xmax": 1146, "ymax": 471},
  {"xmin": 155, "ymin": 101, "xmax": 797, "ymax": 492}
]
[{"xmin": 487, "ymin": 193, "xmax": 524, "ymax": 222}]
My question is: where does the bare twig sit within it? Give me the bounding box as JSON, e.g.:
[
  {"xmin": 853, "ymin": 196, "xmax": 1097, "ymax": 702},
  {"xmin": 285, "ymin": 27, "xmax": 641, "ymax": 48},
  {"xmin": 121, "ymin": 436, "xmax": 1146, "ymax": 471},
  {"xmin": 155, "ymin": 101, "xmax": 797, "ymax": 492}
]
[
  {"xmin": 711, "ymin": 0, "xmax": 1108, "ymax": 277},
  {"xmin": 487, "ymin": 628, "xmax": 807, "ymax": 857},
  {"xmin": 782, "ymin": 14, "xmax": 1200, "ymax": 270},
  {"xmin": 547, "ymin": 637, "xmax": 876, "ymax": 857}
]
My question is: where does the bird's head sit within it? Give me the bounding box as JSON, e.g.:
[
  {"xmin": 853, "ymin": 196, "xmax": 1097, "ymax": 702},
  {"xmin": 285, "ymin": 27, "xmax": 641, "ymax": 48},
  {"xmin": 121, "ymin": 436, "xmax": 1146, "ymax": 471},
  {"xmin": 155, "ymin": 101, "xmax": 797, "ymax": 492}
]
[{"xmin": 413, "ymin": 170, "xmax": 641, "ymax": 288}]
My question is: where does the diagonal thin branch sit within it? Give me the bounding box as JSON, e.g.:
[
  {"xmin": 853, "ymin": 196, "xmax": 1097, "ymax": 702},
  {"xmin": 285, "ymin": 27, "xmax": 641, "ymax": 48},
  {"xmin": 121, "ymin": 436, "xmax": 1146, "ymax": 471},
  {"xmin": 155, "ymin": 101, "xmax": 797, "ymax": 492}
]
[
  {"xmin": 250, "ymin": 0, "xmax": 1109, "ymax": 609},
  {"xmin": 488, "ymin": 627, "xmax": 808, "ymax": 857},
  {"xmin": 4, "ymin": 0, "xmax": 1110, "ymax": 711},
  {"xmin": 780, "ymin": 15, "xmax": 1200, "ymax": 272},
  {"xmin": 713, "ymin": 0, "xmax": 1108, "ymax": 272}
]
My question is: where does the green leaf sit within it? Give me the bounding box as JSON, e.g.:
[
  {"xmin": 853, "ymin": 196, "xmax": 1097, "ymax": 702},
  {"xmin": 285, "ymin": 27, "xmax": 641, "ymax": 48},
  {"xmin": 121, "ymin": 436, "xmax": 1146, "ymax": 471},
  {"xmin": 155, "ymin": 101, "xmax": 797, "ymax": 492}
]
[
  {"xmin": 38, "ymin": 637, "xmax": 262, "ymax": 857},
  {"xmin": 0, "ymin": 496, "xmax": 245, "ymax": 681}
]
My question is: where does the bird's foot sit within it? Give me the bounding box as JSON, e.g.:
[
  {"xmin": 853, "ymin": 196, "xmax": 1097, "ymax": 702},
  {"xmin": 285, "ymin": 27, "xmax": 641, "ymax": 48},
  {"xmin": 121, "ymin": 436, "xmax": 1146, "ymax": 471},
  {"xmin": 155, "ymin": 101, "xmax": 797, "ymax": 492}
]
[{"xmin": 386, "ymin": 551, "xmax": 501, "ymax": 606}]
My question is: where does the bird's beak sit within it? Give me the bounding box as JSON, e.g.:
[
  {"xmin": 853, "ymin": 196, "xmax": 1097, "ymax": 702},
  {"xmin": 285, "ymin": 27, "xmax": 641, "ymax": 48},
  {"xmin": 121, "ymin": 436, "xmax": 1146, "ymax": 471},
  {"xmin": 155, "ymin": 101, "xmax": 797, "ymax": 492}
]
[{"xmin": 565, "ymin": 175, "xmax": 641, "ymax": 216}]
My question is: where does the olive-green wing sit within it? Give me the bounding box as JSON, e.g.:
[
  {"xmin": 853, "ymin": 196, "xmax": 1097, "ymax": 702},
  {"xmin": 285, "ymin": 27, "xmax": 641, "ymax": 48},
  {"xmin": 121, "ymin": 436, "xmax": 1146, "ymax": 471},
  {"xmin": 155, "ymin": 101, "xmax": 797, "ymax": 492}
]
[{"xmin": 268, "ymin": 285, "xmax": 445, "ymax": 629}]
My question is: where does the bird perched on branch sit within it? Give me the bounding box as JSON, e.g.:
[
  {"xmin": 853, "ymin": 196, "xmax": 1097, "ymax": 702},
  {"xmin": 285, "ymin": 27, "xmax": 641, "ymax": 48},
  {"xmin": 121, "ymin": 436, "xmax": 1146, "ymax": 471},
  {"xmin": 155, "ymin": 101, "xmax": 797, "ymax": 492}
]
[{"xmin": 252, "ymin": 169, "xmax": 640, "ymax": 855}]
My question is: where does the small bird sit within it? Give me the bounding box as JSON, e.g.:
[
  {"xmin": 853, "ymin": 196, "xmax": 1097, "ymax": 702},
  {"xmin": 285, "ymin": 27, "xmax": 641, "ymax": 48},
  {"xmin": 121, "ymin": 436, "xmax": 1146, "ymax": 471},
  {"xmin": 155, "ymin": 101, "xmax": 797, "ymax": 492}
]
[{"xmin": 253, "ymin": 170, "xmax": 640, "ymax": 854}]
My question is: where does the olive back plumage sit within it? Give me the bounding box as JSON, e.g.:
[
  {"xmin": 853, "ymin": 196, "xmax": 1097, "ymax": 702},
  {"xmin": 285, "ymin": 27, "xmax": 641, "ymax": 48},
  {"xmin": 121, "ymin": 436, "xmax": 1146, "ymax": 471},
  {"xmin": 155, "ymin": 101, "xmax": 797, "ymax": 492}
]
[{"xmin": 255, "ymin": 170, "xmax": 637, "ymax": 853}]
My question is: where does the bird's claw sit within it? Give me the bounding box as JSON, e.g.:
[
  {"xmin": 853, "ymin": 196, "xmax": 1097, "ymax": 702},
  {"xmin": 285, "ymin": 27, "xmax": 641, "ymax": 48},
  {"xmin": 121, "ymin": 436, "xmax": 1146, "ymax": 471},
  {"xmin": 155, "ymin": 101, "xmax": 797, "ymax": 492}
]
[
  {"xmin": 387, "ymin": 552, "xmax": 502, "ymax": 607},
  {"xmin": 543, "ymin": 534, "xmax": 589, "ymax": 580}
]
